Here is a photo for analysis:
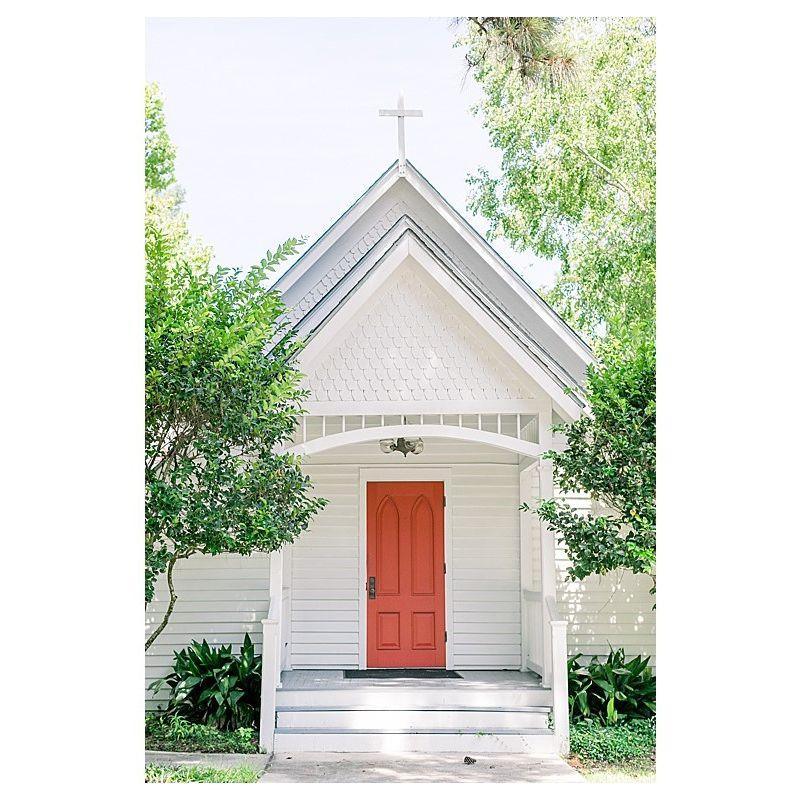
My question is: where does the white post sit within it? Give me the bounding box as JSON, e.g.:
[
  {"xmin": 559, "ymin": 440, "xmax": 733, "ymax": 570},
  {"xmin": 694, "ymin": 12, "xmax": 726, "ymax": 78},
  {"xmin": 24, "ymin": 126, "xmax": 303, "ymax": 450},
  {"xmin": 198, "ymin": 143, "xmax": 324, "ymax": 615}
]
[
  {"xmin": 269, "ymin": 548, "xmax": 284, "ymax": 688},
  {"xmin": 551, "ymin": 618, "xmax": 570, "ymax": 755},
  {"xmin": 518, "ymin": 462, "xmax": 536, "ymax": 671},
  {"xmin": 538, "ymin": 402, "xmax": 557, "ymax": 687},
  {"xmin": 259, "ymin": 618, "xmax": 279, "ymax": 753}
]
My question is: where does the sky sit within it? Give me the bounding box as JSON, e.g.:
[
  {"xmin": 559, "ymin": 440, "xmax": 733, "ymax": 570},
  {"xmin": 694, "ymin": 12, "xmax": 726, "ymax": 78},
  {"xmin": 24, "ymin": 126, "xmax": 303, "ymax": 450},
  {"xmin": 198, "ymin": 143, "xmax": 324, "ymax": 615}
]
[{"xmin": 145, "ymin": 17, "xmax": 559, "ymax": 289}]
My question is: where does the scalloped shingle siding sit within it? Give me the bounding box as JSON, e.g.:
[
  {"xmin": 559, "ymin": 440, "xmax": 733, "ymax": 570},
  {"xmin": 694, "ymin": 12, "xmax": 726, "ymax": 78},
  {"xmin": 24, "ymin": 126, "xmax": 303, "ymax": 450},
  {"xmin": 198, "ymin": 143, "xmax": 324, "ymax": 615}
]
[{"xmin": 304, "ymin": 266, "xmax": 532, "ymax": 402}]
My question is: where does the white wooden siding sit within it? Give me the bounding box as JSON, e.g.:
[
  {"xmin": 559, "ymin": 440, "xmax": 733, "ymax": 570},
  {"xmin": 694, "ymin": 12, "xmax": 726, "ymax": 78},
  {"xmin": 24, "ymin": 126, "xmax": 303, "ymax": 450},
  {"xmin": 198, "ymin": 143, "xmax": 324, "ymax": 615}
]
[
  {"xmin": 553, "ymin": 488, "xmax": 656, "ymax": 668},
  {"xmin": 292, "ymin": 439, "xmax": 522, "ymax": 670},
  {"xmin": 145, "ymin": 553, "xmax": 270, "ymax": 710},
  {"xmin": 143, "ymin": 449, "xmax": 655, "ymax": 706}
]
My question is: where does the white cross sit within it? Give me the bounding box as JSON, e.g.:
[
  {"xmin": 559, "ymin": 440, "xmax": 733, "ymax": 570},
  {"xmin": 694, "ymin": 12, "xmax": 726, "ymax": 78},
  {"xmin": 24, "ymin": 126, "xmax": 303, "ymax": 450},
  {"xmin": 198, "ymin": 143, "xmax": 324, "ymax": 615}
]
[{"xmin": 379, "ymin": 93, "xmax": 422, "ymax": 175}]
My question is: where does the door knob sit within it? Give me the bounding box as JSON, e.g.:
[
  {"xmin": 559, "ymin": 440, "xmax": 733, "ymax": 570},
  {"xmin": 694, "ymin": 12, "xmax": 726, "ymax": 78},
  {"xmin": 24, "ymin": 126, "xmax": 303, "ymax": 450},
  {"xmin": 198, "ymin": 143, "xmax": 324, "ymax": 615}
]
[{"xmin": 368, "ymin": 576, "xmax": 376, "ymax": 599}]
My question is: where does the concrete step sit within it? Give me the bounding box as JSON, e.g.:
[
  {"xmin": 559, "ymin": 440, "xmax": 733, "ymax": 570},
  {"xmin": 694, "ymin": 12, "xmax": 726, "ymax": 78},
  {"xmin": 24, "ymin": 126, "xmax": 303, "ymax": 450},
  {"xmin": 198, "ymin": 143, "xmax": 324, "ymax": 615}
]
[
  {"xmin": 276, "ymin": 686, "xmax": 553, "ymax": 709},
  {"xmin": 273, "ymin": 728, "xmax": 558, "ymax": 754},
  {"xmin": 276, "ymin": 706, "xmax": 551, "ymax": 731}
]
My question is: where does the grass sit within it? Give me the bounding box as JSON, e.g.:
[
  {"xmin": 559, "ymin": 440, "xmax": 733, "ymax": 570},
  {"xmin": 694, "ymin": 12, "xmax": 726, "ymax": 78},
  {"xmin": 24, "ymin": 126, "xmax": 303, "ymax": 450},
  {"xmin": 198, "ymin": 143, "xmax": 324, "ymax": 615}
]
[
  {"xmin": 145, "ymin": 714, "xmax": 259, "ymax": 754},
  {"xmin": 568, "ymin": 718, "xmax": 655, "ymax": 783},
  {"xmin": 568, "ymin": 755, "xmax": 655, "ymax": 782},
  {"xmin": 144, "ymin": 764, "xmax": 260, "ymax": 783}
]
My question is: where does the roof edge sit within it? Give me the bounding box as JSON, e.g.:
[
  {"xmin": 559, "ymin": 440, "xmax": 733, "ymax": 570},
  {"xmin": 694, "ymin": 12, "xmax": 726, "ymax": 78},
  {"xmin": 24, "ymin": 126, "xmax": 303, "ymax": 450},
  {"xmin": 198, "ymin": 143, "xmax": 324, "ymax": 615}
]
[
  {"xmin": 404, "ymin": 160, "xmax": 594, "ymax": 362},
  {"xmin": 272, "ymin": 160, "xmax": 400, "ymax": 295}
]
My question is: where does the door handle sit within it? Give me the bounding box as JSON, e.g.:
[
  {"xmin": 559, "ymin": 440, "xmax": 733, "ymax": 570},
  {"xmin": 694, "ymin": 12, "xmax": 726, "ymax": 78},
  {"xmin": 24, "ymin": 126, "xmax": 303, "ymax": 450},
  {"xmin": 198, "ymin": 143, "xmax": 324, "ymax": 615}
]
[{"xmin": 368, "ymin": 576, "xmax": 376, "ymax": 599}]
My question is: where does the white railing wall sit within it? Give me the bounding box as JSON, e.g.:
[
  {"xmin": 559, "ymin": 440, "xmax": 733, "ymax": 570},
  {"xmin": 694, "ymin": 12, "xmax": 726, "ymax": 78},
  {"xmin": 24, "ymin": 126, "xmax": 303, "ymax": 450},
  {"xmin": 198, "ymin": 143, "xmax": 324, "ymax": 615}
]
[
  {"xmin": 546, "ymin": 596, "xmax": 569, "ymax": 755},
  {"xmin": 259, "ymin": 547, "xmax": 284, "ymax": 754},
  {"xmin": 522, "ymin": 589, "xmax": 545, "ymax": 677},
  {"xmin": 523, "ymin": 592, "xmax": 568, "ymax": 754}
]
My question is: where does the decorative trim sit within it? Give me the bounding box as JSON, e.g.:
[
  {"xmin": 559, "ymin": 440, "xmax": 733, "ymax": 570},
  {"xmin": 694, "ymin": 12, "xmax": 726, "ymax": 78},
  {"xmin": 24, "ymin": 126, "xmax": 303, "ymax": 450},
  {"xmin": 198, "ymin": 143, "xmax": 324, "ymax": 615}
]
[
  {"xmin": 273, "ymin": 161, "xmax": 400, "ymax": 295},
  {"xmin": 295, "ymin": 230, "xmax": 584, "ymax": 419},
  {"xmin": 281, "ymin": 424, "xmax": 546, "ymax": 459}
]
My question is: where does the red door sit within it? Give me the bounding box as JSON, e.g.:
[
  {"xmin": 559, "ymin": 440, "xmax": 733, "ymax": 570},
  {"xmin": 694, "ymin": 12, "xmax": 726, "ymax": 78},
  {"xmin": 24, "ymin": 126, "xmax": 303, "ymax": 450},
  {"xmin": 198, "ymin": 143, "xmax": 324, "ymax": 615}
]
[{"xmin": 367, "ymin": 481, "xmax": 446, "ymax": 668}]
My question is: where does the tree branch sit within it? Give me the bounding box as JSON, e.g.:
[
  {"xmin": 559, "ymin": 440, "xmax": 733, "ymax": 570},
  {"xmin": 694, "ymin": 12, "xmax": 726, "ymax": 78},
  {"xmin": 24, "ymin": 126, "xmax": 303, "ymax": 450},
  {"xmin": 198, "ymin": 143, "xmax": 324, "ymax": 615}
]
[
  {"xmin": 568, "ymin": 143, "xmax": 647, "ymax": 212},
  {"xmin": 145, "ymin": 555, "xmax": 180, "ymax": 651}
]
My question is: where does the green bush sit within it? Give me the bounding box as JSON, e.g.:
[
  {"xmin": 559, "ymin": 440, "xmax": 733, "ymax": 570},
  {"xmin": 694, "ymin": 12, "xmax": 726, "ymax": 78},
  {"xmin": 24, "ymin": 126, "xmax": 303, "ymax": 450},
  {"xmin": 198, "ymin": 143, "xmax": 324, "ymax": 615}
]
[
  {"xmin": 148, "ymin": 633, "xmax": 261, "ymax": 731},
  {"xmin": 570, "ymin": 718, "xmax": 655, "ymax": 763},
  {"xmin": 568, "ymin": 647, "xmax": 655, "ymax": 724},
  {"xmin": 145, "ymin": 715, "xmax": 258, "ymax": 754},
  {"xmin": 144, "ymin": 764, "xmax": 260, "ymax": 783}
]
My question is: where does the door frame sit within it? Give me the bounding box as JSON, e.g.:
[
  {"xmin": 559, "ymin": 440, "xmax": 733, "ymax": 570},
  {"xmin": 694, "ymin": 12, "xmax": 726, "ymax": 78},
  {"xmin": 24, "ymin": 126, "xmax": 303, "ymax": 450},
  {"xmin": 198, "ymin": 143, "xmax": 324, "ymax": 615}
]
[{"xmin": 358, "ymin": 467, "xmax": 454, "ymax": 670}]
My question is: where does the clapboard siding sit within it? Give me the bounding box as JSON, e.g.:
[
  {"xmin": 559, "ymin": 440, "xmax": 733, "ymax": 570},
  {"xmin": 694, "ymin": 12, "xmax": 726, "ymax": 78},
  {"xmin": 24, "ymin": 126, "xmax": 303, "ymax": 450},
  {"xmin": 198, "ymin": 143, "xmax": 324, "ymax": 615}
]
[
  {"xmin": 450, "ymin": 459, "xmax": 521, "ymax": 669},
  {"xmin": 289, "ymin": 463, "xmax": 360, "ymax": 668},
  {"xmin": 553, "ymin": 487, "xmax": 656, "ymax": 668},
  {"xmin": 143, "ymin": 447, "xmax": 655, "ymax": 704},
  {"xmin": 291, "ymin": 439, "xmax": 522, "ymax": 670},
  {"xmin": 145, "ymin": 553, "xmax": 270, "ymax": 710}
]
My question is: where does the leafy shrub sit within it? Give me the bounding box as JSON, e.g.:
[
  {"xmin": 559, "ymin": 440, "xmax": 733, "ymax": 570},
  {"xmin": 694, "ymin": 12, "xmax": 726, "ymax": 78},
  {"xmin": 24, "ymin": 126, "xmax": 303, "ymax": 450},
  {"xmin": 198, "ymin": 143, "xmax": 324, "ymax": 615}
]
[
  {"xmin": 570, "ymin": 718, "xmax": 655, "ymax": 763},
  {"xmin": 568, "ymin": 647, "xmax": 655, "ymax": 724},
  {"xmin": 145, "ymin": 715, "xmax": 258, "ymax": 754},
  {"xmin": 144, "ymin": 764, "xmax": 260, "ymax": 783},
  {"xmin": 148, "ymin": 633, "xmax": 261, "ymax": 731}
]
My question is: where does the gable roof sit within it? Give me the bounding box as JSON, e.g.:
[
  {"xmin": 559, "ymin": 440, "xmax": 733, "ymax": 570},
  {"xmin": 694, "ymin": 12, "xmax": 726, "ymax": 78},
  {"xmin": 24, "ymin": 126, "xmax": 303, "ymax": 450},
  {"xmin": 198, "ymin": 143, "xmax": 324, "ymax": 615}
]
[{"xmin": 275, "ymin": 160, "xmax": 594, "ymax": 411}]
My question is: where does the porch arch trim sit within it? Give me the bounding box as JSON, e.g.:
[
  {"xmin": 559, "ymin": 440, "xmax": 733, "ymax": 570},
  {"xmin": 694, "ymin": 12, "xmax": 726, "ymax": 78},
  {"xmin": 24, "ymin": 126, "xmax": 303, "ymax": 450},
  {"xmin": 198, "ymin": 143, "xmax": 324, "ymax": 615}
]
[{"xmin": 281, "ymin": 424, "xmax": 547, "ymax": 459}]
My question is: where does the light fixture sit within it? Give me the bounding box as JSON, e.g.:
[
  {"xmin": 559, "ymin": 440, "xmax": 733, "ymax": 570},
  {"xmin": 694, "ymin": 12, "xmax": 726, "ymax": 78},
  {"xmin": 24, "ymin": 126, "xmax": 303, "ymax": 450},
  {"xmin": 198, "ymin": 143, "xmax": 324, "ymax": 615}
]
[{"xmin": 379, "ymin": 437, "xmax": 424, "ymax": 457}]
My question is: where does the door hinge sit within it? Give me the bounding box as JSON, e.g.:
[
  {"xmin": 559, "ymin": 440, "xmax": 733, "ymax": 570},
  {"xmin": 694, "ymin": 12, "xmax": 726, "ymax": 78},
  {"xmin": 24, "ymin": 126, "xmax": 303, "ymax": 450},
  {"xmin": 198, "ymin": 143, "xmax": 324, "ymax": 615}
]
[
  {"xmin": 443, "ymin": 495, "xmax": 446, "ymax": 507},
  {"xmin": 444, "ymin": 631, "xmax": 448, "ymax": 642},
  {"xmin": 443, "ymin": 562, "xmax": 446, "ymax": 574}
]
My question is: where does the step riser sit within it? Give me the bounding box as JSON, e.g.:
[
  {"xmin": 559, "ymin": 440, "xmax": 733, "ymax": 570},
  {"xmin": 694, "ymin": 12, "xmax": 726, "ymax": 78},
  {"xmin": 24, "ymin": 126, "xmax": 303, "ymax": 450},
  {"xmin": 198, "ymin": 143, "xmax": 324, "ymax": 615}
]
[
  {"xmin": 276, "ymin": 689, "xmax": 552, "ymax": 709},
  {"xmin": 277, "ymin": 709, "xmax": 550, "ymax": 730},
  {"xmin": 274, "ymin": 731, "xmax": 558, "ymax": 754}
]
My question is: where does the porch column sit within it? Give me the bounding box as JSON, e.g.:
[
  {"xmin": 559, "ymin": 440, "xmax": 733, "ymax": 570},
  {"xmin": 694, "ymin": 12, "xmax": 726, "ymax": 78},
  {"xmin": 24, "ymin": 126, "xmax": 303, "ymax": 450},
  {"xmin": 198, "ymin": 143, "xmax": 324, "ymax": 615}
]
[
  {"xmin": 268, "ymin": 547, "xmax": 284, "ymax": 688},
  {"xmin": 538, "ymin": 401, "xmax": 558, "ymax": 687},
  {"xmin": 259, "ymin": 547, "xmax": 284, "ymax": 754},
  {"xmin": 550, "ymin": 613, "xmax": 570, "ymax": 754},
  {"xmin": 519, "ymin": 460, "xmax": 541, "ymax": 673},
  {"xmin": 258, "ymin": 618, "xmax": 279, "ymax": 753}
]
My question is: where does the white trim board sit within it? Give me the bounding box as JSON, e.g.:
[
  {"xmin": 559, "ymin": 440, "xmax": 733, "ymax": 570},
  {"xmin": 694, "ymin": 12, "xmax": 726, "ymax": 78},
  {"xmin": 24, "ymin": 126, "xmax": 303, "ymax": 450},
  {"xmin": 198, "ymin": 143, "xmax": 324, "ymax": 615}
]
[
  {"xmin": 303, "ymin": 400, "xmax": 542, "ymax": 415},
  {"xmin": 357, "ymin": 467, "xmax": 454, "ymax": 671},
  {"xmin": 283, "ymin": 425, "xmax": 546, "ymax": 459}
]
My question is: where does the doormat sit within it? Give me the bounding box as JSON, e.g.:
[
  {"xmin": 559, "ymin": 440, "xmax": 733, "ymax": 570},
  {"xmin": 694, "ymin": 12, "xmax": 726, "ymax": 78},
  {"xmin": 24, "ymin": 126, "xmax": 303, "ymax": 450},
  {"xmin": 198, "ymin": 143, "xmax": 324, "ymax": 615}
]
[{"xmin": 343, "ymin": 669, "xmax": 463, "ymax": 679}]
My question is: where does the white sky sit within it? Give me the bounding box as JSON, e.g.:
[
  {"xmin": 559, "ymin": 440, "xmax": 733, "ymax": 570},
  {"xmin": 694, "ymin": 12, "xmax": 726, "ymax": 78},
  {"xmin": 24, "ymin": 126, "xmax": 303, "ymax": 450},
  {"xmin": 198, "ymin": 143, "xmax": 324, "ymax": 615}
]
[{"xmin": 145, "ymin": 17, "xmax": 560, "ymax": 289}]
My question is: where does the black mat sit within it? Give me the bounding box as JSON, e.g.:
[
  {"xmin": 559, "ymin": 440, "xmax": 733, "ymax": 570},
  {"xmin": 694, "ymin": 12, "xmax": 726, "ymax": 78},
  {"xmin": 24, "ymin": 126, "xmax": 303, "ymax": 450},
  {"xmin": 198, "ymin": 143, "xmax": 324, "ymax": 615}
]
[{"xmin": 343, "ymin": 669, "xmax": 462, "ymax": 679}]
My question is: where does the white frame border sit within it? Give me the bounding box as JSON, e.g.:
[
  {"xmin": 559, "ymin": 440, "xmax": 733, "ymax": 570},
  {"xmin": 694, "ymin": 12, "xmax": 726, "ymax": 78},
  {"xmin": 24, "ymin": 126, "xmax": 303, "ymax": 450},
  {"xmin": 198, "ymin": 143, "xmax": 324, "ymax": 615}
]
[{"xmin": 357, "ymin": 466, "xmax": 454, "ymax": 670}]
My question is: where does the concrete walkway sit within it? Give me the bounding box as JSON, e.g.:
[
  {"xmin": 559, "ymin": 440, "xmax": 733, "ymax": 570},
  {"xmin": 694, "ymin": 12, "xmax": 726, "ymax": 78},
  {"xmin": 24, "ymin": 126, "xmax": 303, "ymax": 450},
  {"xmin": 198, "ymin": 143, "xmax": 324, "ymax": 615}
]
[{"xmin": 259, "ymin": 752, "xmax": 584, "ymax": 783}]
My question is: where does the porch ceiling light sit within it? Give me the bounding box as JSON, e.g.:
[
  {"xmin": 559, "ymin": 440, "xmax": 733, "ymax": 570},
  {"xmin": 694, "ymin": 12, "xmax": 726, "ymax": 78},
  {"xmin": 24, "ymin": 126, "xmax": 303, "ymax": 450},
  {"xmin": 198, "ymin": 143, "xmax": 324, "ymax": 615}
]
[{"xmin": 379, "ymin": 437, "xmax": 424, "ymax": 457}]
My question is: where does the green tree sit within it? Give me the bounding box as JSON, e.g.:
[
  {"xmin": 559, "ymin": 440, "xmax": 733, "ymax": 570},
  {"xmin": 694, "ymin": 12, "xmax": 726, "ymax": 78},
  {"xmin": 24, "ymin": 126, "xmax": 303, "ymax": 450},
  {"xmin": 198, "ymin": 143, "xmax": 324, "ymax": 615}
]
[
  {"xmin": 145, "ymin": 83, "xmax": 177, "ymax": 192},
  {"xmin": 145, "ymin": 84, "xmax": 325, "ymax": 650},
  {"xmin": 462, "ymin": 17, "xmax": 577, "ymax": 87},
  {"xmin": 463, "ymin": 17, "xmax": 655, "ymax": 348},
  {"xmin": 529, "ymin": 340, "xmax": 656, "ymax": 583},
  {"xmin": 461, "ymin": 21, "xmax": 657, "ymax": 584}
]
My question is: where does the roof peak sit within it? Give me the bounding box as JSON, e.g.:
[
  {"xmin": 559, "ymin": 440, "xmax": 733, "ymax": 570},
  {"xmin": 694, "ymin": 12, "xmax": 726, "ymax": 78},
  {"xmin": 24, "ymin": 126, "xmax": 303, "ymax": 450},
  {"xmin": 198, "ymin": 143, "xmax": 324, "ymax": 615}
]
[{"xmin": 273, "ymin": 159, "xmax": 592, "ymax": 364}]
